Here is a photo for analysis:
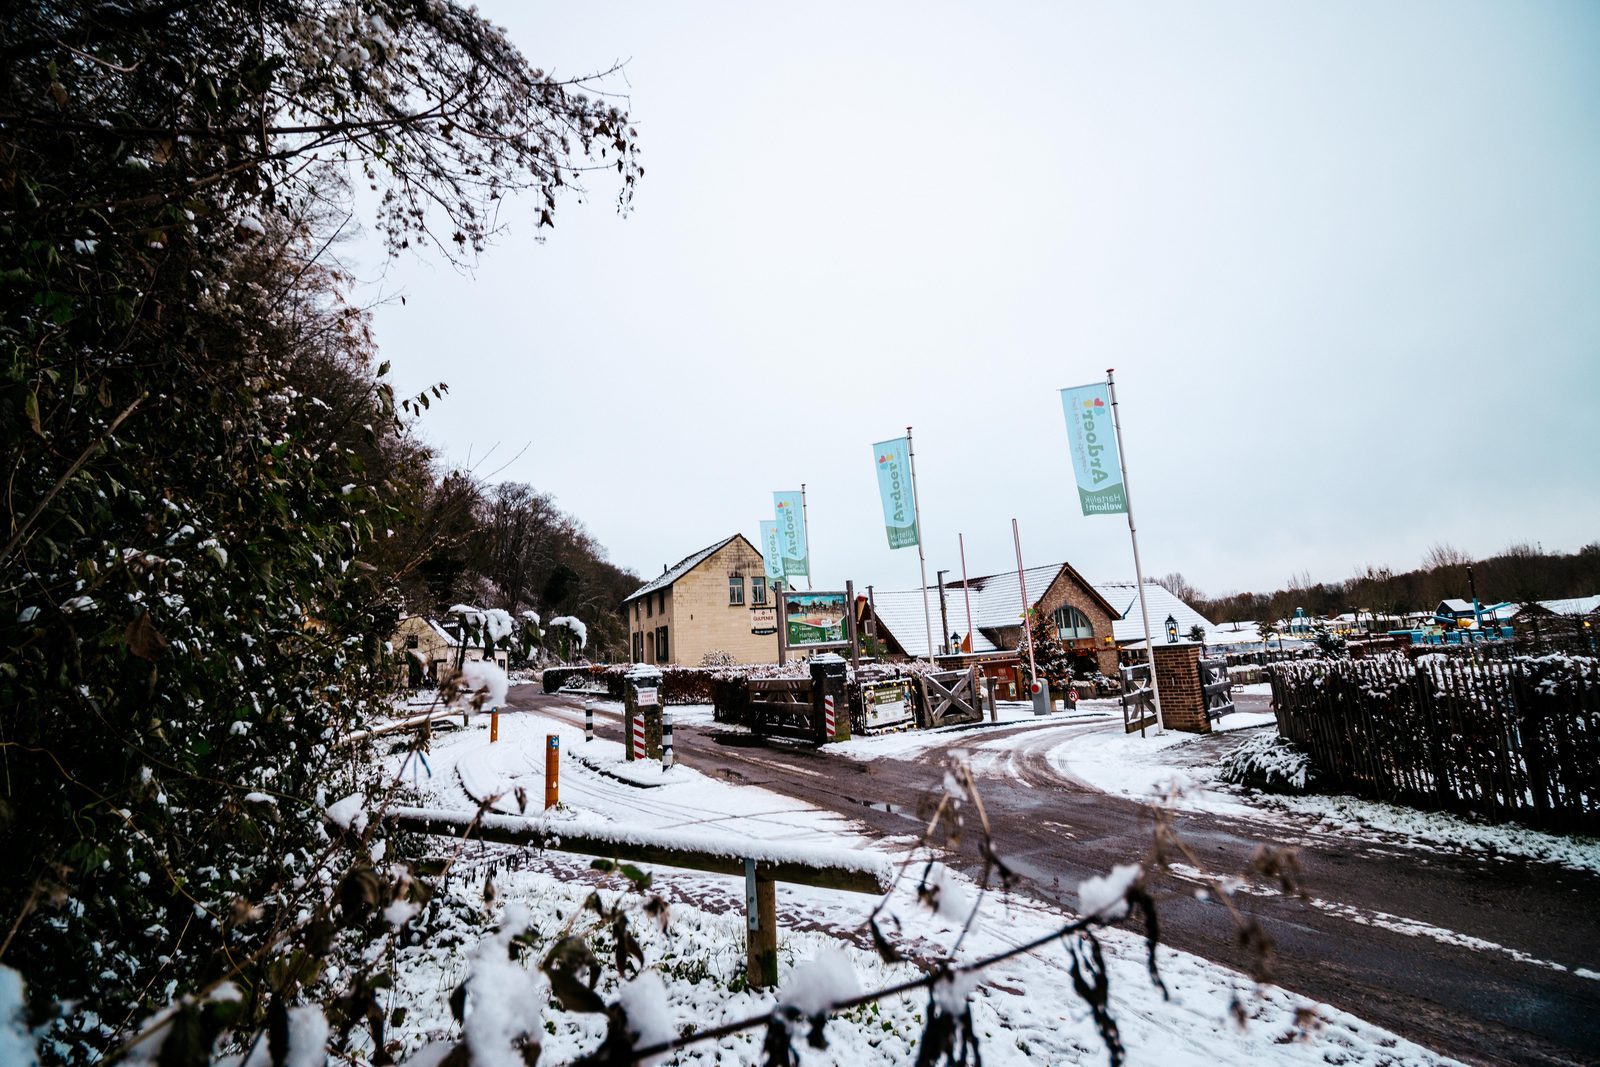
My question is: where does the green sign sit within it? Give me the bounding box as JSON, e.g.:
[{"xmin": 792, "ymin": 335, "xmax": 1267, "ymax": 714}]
[
  {"xmin": 784, "ymin": 591, "xmax": 848, "ymax": 648},
  {"xmin": 1059, "ymin": 383, "xmax": 1128, "ymax": 516}
]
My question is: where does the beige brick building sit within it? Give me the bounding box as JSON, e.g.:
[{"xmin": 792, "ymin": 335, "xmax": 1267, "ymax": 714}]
[{"xmin": 623, "ymin": 534, "xmax": 779, "ymax": 666}]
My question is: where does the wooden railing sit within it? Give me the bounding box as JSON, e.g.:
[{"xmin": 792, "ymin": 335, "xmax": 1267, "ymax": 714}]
[{"xmin": 385, "ymin": 806, "xmax": 891, "ymax": 987}]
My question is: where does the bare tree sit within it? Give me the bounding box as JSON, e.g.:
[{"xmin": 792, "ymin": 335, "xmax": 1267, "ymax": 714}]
[{"xmin": 1157, "ymin": 572, "xmax": 1203, "ymax": 604}]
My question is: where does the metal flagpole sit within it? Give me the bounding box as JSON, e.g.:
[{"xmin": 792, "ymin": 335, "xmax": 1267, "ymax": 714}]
[
  {"xmin": 1012, "ymin": 519, "xmax": 1037, "ymax": 683},
  {"xmin": 958, "ymin": 533, "xmax": 974, "ymax": 654},
  {"xmin": 800, "ymin": 483, "xmax": 813, "ymax": 590},
  {"xmin": 906, "ymin": 426, "xmax": 936, "ymax": 664},
  {"xmin": 1106, "ymin": 368, "xmax": 1165, "ymax": 734}
]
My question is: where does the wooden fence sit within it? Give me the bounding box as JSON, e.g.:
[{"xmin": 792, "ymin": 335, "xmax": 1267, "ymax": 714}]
[
  {"xmin": 386, "ymin": 807, "xmax": 889, "ymax": 989},
  {"xmin": 1269, "ymin": 655, "xmax": 1600, "ymax": 833}
]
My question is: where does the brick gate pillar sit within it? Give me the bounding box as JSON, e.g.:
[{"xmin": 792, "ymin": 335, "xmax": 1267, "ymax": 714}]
[{"xmin": 1151, "ymin": 643, "xmax": 1209, "ymax": 733}]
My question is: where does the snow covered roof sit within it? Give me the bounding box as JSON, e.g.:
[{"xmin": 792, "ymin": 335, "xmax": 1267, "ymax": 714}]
[
  {"xmin": 1206, "ymin": 620, "xmax": 1265, "ymax": 648},
  {"xmin": 623, "ymin": 534, "xmax": 747, "ymax": 604},
  {"xmin": 1437, "ymin": 599, "xmax": 1476, "ymax": 615},
  {"xmin": 1537, "ymin": 595, "xmax": 1600, "ymax": 617},
  {"xmin": 1091, "ymin": 579, "xmax": 1214, "ymax": 644},
  {"xmin": 866, "ymin": 586, "xmax": 1001, "ymax": 658}
]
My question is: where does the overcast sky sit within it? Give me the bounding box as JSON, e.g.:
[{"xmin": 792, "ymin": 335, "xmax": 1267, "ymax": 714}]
[{"xmin": 360, "ymin": 0, "xmax": 1600, "ymax": 605}]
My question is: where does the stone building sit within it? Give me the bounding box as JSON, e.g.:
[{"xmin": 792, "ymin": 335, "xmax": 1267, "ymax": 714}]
[{"xmin": 623, "ymin": 534, "xmax": 778, "ymax": 666}]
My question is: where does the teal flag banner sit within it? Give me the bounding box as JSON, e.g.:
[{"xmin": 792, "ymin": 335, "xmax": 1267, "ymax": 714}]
[
  {"xmin": 773, "ymin": 491, "xmax": 809, "ymax": 577},
  {"xmin": 760, "ymin": 520, "xmax": 785, "ymax": 582},
  {"xmin": 1059, "ymin": 383, "xmax": 1128, "ymax": 516},
  {"xmin": 872, "ymin": 437, "xmax": 919, "ymax": 549}
]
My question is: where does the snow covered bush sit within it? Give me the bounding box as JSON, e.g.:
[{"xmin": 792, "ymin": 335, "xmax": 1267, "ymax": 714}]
[
  {"xmin": 0, "ymin": 0, "xmax": 641, "ymax": 1060},
  {"xmin": 699, "ymin": 649, "xmax": 736, "ymax": 667},
  {"xmin": 548, "ymin": 615, "xmax": 588, "ymax": 659},
  {"xmin": 1218, "ymin": 733, "xmax": 1315, "ymax": 794}
]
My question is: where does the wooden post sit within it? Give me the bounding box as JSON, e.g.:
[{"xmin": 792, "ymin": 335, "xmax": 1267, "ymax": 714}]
[
  {"xmin": 745, "ymin": 858, "xmax": 778, "ymax": 989},
  {"xmin": 544, "ymin": 734, "xmax": 559, "ymax": 809},
  {"xmin": 490, "ymin": 708, "xmax": 499, "ymax": 743}
]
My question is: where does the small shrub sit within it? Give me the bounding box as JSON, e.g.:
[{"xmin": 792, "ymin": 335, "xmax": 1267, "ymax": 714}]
[
  {"xmin": 1218, "ymin": 732, "xmax": 1314, "ymax": 794},
  {"xmin": 700, "ymin": 650, "xmax": 736, "ymax": 668}
]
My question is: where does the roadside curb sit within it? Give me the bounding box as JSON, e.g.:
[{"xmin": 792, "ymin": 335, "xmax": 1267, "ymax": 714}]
[{"xmin": 569, "ymin": 748, "xmax": 670, "ymax": 790}]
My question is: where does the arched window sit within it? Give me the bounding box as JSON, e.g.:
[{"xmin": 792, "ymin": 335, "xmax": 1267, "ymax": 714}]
[{"xmin": 1053, "ymin": 605, "xmax": 1094, "ymax": 641}]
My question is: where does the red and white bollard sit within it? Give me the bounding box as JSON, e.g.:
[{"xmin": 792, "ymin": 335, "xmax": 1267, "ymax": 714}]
[
  {"xmin": 631, "ymin": 713, "xmax": 646, "ymax": 761},
  {"xmin": 823, "ymin": 693, "xmax": 836, "ymax": 742}
]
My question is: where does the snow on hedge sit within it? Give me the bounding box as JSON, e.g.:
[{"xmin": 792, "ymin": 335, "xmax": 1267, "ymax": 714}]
[
  {"xmin": 453, "ymin": 659, "xmax": 509, "ymax": 709},
  {"xmin": 548, "ymin": 615, "xmax": 587, "ymax": 649},
  {"xmin": 448, "ymin": 604, "xmax": 516, "ymax": 645},
  {"xmin": 1218, "ymin": 732, "xmax": 1313, "ymax": 793}
]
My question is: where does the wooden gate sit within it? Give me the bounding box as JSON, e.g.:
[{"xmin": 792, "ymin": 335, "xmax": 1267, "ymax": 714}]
[
  {"xmin": 1120, "ymin": 663, "xmax": 1157, "ymax": 734},
  {"xmin": 748, "ymin": 678, "xmax": 817, "ymax": 742},
  {"xmin": 1199, "ymin": 656, "xmax": 1234, "ymax": 721},
  {"xmin": 918, "ymin": 668, "xmax": 982, "ymax": 729}
]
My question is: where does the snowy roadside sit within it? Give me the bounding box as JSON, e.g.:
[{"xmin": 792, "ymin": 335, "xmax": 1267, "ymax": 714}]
[
  {"xmin": 361, "ymin": 709, "xmax": 1462, "ymax": 1065},
  {"xmin": 1043, "ymin": 720, "xmax": 1600, "ymax": 876}
]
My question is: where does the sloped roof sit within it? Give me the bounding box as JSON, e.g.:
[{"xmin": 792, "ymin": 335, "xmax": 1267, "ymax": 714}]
[
  {"xmin": 1538, "ymin": 595, "xmax": 1600, "ymax": 617},
  {"xmin": 1090, "ymin": 579, "xmax": 1215, "ymax": 644},
  {"xmin": 866, "ymin": 563, "xmax": 1127, "ymax": 659},
  {"xmin": 623, "ymin": 534, "xmax": 749, "ymax": 604},
  {"xmin": 865, "ymin": 586, "xmax": 1011, "ymax": 659}
]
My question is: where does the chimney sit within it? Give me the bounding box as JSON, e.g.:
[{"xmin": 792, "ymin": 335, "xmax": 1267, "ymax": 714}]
[{"xmin": 662, "ymin": 564, "xmax": 668, "ymax": 575}]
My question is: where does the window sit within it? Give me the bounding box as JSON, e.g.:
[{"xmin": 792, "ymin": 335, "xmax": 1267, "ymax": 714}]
[
  {"xmin": 405, "ymin": 634, "xmax": 419, "ymax": 649},
  {"xmin": 634, "ymin": 602, "xmax": 640, "ymax": 622},
  {"xmin": 728, "ymin": 575, "xmax": 745, "ymax": 605},
  {"xmin": 658, "ymin": 590, "xmax": 666, "ymax": 615},
  {"xmin": 646, "ymin": 595, "xmax": 653, "ymax": 618},
  {"xmin": 1053, "ymin": 605, "xmax": 1094, "ymax": 641},
  {"xmin": 752, "ymin": 576, "xmax": 767, "ymax": 605},
  {"xmin": 655, "ymin": 626, "xmax": 668, "ymax": 663},
  {"xmin": 632, "ymin": 632, "xmax": 644, "ymax": 663}
]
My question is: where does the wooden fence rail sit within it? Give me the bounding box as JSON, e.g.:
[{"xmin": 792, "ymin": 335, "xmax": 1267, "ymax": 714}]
[
  {"xmin": 385, "ymin": 807, "xmax": 891, "ymax": 988},
  {"xmin": 1269, "ymin": 656, "xmax": 1600, "ymax": 833}
]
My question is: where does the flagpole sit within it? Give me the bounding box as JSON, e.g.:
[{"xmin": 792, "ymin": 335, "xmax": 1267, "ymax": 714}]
[
  {"xmin": 906, "ymin": 425, "xmax": 936, "ymax": 664},
  {"xmin": 1106, "ymin": 368, "xmax": 1165, "ymax": 735},
  {"xmin": 1013, "ymin": 518, "xmax": 1037, "ymax": 683},
  {"xmin": 958, "ymin": 533, "xmax": 974, "ymax": 654},
  {"xmin": 800, "ymin": 483, "xmax": 813, "ymax": 590}
]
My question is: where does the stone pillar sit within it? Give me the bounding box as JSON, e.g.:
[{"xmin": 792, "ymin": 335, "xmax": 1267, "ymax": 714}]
[
  {"xmin": 1151, "ymin": 642, "xmax": 1209, "ymax": 733},
  {"xmin": 809, "ymin": 653, "xmax": 850, "ymax": 743},
  {"xmin": 623, "ymin": 664, "xmax": 664, "ymax": 760}
]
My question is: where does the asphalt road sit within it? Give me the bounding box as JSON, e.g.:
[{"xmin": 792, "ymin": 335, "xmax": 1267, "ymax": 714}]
[{"xmin": 509, "ymin": 684, "xmax": 1600, "ymax": 1066}]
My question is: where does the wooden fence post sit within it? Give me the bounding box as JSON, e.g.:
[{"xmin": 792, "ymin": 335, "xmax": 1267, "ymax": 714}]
[{"xmin": 745, "ymin": 858, "xmax": 778, "ymax": 989}]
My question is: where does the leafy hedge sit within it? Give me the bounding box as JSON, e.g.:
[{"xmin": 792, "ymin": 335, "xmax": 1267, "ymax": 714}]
[{"xmin": 542, "ymin": 664, "xmax": 722, "ymax": 704}]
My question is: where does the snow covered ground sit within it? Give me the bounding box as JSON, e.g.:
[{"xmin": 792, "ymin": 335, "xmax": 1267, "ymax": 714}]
[
  {"xmin": 362, "ymin": 709, "xmax": 1464, "ymax": 1065},
  {"xmin": 1042, "ymin": 719, "xmax": 1600, "ymax": 876}
]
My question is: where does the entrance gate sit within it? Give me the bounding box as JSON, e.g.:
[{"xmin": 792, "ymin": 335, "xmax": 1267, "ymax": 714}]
[
  {"xmin": 918, "ymin": 667, "xmax": 982, "ymax": 729},
  {"xmin": 748, "ymin": 678, "xmax": 815, "ymax": 741},
  {"xmin": 1199, "ymin": 656, "xmax": 1235, "ymax": 721},
  {"xmin": 1120, "ymin": 662, "xmax": 1157, "ymax": 734}
]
